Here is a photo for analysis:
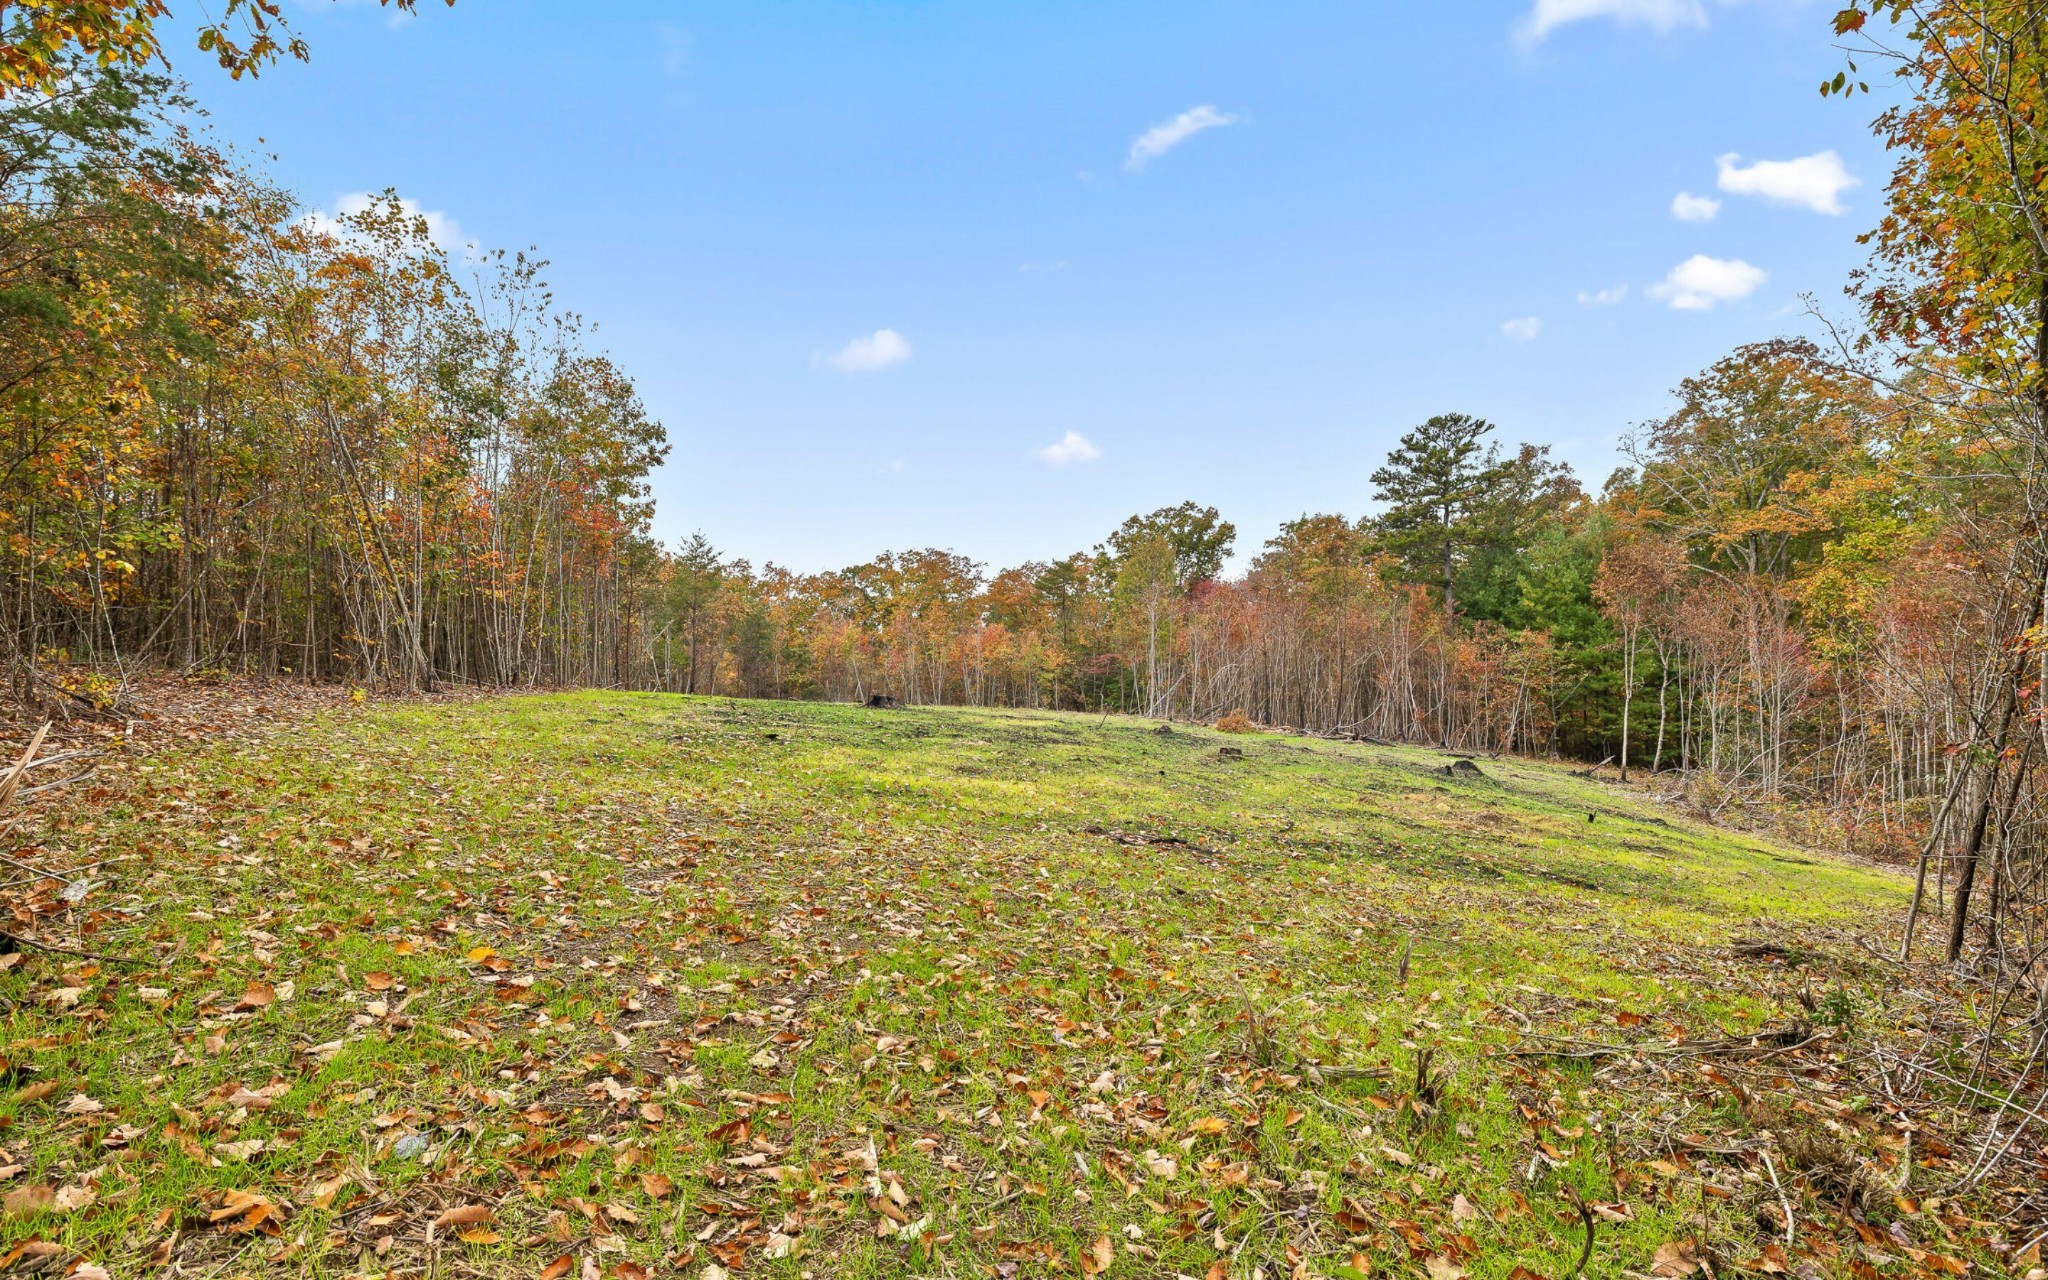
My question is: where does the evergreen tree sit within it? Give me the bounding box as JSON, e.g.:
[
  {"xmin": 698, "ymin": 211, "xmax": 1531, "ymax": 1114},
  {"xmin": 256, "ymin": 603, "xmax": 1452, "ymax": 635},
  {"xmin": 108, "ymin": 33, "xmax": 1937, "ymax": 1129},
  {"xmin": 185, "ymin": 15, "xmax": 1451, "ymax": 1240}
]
[{"xmin": 1368, "ymin": 413, "xmax": 1502, "ymax": 618}]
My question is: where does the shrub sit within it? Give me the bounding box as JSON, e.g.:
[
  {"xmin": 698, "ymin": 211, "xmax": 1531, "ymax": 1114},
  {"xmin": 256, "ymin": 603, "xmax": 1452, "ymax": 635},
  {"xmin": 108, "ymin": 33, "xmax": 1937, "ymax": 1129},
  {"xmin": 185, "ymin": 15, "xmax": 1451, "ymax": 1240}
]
[{"xmin": 1215, "ymin": 710, "xmax": 1256, "ymax": 734}]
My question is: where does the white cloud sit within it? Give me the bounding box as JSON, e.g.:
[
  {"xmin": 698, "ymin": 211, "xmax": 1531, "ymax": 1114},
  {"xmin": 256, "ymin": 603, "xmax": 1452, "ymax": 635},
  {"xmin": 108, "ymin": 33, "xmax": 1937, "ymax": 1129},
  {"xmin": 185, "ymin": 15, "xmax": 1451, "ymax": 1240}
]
[
  {"xmin": 1715, "ymin": 151, "xmax": 1858, "ymax": 215},
  {"xmin": 827, "ymin": 329, "xmax": 912, "ymax": 374},
  {"xmin": 1577, "ymin": 284, "xmax": 1628, "ymax": 306},
  {"xmin": 1501, "ymin": 316, "xmax": 1542, "ymax": 343},
  {"xmin": 1671, "ymin": 191, "xmax": 1721, "ymax": 222},
  {"xmin": 1518, "ymin": 0, "xmax": 1706, "ymax": 43},
  {"xmin": 1647, "ymin": 254, "xmax": 1767, "ymax": 311},
  {"xmin": 1037, "ymin": 431, "xmax": 1102, "ymax": 466},
  {"xmin": 1125, "ymin": 105, "xmax": 1239, "ymax": 172},
  {"xmin": 299, "ymin": 191, "xmax": 476, "ymax": 259}
]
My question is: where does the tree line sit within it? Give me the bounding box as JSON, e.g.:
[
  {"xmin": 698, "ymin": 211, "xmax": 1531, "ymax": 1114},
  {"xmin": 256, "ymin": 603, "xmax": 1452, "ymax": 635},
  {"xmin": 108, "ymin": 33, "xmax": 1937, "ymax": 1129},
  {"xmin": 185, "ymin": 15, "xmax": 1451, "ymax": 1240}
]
[
  {"xmin": 2, "ymin": 65, "xmax": 667, "ymax": 699},
  {"xmin": 633, "ymin": 334, "xmax": 1975, "ymax": 861}
]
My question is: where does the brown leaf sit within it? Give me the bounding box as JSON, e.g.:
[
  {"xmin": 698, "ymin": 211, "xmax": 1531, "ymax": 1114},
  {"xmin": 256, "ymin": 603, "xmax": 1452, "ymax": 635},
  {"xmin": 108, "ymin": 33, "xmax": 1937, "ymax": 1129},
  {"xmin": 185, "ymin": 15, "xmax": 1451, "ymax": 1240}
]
[
  {"xmin": 234, "ymin": 982, "xmax": 275, "ymax": 1011},
  {"xmin": 458, "ymin": 1228, "xmax": 502, "ymax": 1245},
  {"xmin": 364, "ymin": 972, "xmax": 396, "ymax": 992},
  {"xmin": 1079, "ymin": 1234, "xmax": 1114, "ymax": 1275},
  {"xmin": 2, "ymin": 1185, "xmax": 53, "ymax": 1218},
  {"xmin": 538, "ymin": 1255, "xmax": 575, "ymax": 1280},
  {"xmin": 1424, "ymin": 1257, "xmax": 1467, "ymax": 1280},
  {"xmin": 434, "ymin": 1205, "xmax": 496, "ymax": 1229},
  {"xmin": 639, "ymin": 1174, "xmax": 674, "ymax": 1200},
  {"xmin": 1651, "ymin": 1240, "xmax": 1701, "ymax": 1278}
]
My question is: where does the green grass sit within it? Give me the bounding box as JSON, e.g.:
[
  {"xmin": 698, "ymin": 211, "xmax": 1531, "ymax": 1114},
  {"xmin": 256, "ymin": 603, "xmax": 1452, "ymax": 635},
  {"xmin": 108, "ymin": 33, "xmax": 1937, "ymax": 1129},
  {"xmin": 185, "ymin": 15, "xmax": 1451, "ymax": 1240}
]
[{"xmin": 0, "ymin": 693, "xmax": 1912, "ymax": 1277}]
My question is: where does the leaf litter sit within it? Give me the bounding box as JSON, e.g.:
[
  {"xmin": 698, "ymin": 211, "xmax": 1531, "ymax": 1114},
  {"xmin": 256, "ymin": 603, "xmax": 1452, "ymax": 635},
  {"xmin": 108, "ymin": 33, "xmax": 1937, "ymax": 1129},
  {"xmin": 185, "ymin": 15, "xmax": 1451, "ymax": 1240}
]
[{"xmin": 0, "ymin": 692, "xmax": 2027, "ymax": 1278}]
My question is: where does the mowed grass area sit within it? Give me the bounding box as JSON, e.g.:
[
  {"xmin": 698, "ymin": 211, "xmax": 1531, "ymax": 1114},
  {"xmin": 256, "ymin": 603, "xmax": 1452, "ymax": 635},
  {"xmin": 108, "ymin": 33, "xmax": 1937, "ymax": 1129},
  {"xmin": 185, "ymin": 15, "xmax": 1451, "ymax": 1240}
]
[{"xmin": 0, "ymin": 693, "xmax": 1912, "ymax": 1278}]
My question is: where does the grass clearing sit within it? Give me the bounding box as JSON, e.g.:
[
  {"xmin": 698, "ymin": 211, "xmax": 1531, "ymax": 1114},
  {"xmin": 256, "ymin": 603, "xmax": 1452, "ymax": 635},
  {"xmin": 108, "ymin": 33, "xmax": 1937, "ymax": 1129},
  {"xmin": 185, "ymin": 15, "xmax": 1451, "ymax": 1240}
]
[{"xmin": 0, "ymin": 693, "xmax": 1920, "ymax": 1278}]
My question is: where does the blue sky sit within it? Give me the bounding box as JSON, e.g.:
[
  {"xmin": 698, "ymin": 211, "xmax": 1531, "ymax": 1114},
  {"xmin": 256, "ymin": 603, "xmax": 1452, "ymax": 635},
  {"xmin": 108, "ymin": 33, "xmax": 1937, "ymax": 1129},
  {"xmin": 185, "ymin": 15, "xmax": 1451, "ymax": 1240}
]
[{"xmin": 180, "ymin": 0, "xmax": 1880, "ymax": 574}]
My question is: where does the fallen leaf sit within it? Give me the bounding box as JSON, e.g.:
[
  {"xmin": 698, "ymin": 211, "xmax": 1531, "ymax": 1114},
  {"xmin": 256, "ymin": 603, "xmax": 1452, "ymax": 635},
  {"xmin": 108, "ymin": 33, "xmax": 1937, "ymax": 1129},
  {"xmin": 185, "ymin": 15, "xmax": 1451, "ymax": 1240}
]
[
  {"xmin": 434, "ymin": 1205, "xmax": 496, "ymax": 1229},
  {"xmin": 1651, "ymin": 1240, "xmax": 1701, "ymax": 1278},
  {"xmin": 234, "ymin": 982, "xmax": 275, "ymax": 1011},
  {"xmin": 3, "ymin": 1185, "xmax": 53, "ymax": 1218},
  {"xmin": 1424, "ymin": 1257, "xmax": 1466, "ymax": 1280}
]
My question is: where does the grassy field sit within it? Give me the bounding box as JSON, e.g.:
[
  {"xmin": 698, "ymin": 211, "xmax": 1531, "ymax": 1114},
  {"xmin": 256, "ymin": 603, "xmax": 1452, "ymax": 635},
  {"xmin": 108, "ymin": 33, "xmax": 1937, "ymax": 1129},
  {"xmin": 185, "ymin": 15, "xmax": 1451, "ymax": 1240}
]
[{"xmin": 0, "ymin": 693, "xmax": 1920, "ymax": 1278}]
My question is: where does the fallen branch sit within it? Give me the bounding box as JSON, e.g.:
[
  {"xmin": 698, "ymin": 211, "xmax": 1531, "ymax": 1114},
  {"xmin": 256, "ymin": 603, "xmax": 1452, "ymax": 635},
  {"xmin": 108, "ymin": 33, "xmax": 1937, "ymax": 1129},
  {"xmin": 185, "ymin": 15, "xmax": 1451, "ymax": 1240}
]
[
  {"xmin": 1079, "ymin": 825, "xmax": 1222, "ymax": 856},
  {"xmin": 0, "ymin": 931, "xmax": 148, "ymax": 967},
  {"xmin": 15, "ymin": 767, "xmax": 97, "ymax": 799},
  {"xmin": 1562, "ymin": 1183, "xmax": 1595, "ymax": 1277},
  {"xmin": 1506, "ymin": 1022, "xmax": 1822, "ymax": 1063},
  {"xmin": 1761, "ymin": 1149, "xmax": 1795, "ymax": 1247},
  {"xmin": 0, "ymin": 851, "xmax": 76, "ymax": 885},
  {"xmin": 0, "ymin": 723, "xmax": 51, "ymax": 810},
  {"xmin": 1298, "ymin": 1062, "xmax": 1390, "ymax": 1083}
]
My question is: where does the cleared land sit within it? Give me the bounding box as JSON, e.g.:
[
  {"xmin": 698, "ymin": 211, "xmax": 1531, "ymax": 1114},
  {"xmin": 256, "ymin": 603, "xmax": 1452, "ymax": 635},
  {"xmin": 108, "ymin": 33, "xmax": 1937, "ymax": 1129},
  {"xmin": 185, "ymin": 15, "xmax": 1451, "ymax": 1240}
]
[{"xmin": 0, "ymin": 694, "xmax": 1918, "ymax": 1278}]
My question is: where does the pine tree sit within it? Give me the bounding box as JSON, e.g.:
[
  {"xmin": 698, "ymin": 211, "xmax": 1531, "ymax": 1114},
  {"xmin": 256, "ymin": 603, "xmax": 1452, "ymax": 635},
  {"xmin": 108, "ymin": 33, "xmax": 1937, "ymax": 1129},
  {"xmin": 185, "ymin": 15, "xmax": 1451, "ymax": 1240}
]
[{"xmin": 1368, "ymin": 413, "xmax": 1502, "ymax": 618}]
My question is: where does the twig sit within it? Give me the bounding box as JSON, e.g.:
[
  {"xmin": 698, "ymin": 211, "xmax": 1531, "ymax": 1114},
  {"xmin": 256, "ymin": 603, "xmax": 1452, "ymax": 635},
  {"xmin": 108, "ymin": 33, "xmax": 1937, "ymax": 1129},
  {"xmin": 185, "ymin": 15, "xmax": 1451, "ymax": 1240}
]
[
  {"xmin": 16, "ymin": 768, "xmax": 97, "ymax": 798},
  {"xmin": 1562, "ymin": 1183, "xmax": 1595, "ymax": 1278},
  {"xmin": 1761, "ymin": 1150, "xmax": 1795, "ymax": 1248},
  {"xmin": 1506, "ymin": 1025, "xmax": 1822, "ymax": 1063},
  {"xmin": 1299, "ymin": 1063, "xmax": 1390, "ymax": 1083},
  {"xmin": 0, "ymin": 723, "xmax": 51, "ymax": 810},
  {"xmin": 2, "ymin": 932, "xmax": 148, "ymax": 967},
  {"xmin": 980, "ymin": 1188, "xmax": 1025, "ymax": 1214},
  {"xmin": 0, "ymin": 851, "xmax": 76, "ymax": 884},
  {"xmin": 15, "ymin": 750, "xmax": 98, "ymax": 773}
]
